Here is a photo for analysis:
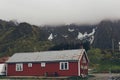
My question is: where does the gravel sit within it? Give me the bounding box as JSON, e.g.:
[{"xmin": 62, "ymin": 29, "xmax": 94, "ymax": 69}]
[{"xmin": 88, "ymin": 73, "xmax": 120, "ymax": 80}]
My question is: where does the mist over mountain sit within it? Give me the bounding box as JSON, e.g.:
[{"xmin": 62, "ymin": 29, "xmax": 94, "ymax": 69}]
[
  {"xmin": 0, "ymin": 19, "xmax": 120, "ymax": 57},
  {"xmin": 1, "ymin": 0, "xmax": 120, "ymax": 25}
]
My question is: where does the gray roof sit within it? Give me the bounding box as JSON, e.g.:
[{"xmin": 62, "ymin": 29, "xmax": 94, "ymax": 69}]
[{"xmin": 6, "ymin": 49, "xmax": 85, "ymax": 63}]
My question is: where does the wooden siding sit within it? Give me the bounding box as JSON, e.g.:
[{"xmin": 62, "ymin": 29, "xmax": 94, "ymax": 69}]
[
  {"xmin": 7, "ymin": 62, "xmax": 78, "ymax": 76},
  {"xmin": 80, "ymin": 53, "xmax": 88, "ymax": 76}
]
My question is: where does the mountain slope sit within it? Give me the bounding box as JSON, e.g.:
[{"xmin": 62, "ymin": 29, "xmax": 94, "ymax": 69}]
[
  {"xmin": 93, "ymin": 20, "xmax": 120, "ymax": 50},
  {"xmin": 1, "ymin": 19, "xmax": 120, "ymax": 57},
  {"xmin": 0, "ymin": 20, "xmax": 53, "ymax": 57}
]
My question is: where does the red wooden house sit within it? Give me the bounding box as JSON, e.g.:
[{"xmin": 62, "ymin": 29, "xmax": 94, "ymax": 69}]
[{"xmin": 6, "ymin": 49, "xmax": 89, "ymax": 77}]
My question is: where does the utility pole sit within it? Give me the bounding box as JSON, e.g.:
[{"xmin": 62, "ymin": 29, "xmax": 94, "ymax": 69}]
[
  {"xmin": 112, "ymin": 38, "xmax": 114, "ymax": 53},
  {"xmin": 119, "ymin": 42, "xmax": 120, "ymax": 51}
]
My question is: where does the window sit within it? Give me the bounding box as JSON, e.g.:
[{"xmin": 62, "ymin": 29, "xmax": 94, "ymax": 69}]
[
  {"xmin": 28, "ymin": 63, "xmax": 32, "ymax": 67},
  {"xmin": 60, "ymin": 62, "xmax": 69, "ymax": 70},
  {"xmin": 41, "ymin": 62, "xmax": 46, "ymax": 67},
  {"xmin": 16, "ymin": 63, "xmax": 23, "ymax": 71}
]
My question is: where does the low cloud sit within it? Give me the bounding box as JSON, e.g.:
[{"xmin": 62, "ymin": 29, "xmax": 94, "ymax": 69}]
[{"xmin": 0, "ymin": 0, "xmax": 120, "ymax": 25}]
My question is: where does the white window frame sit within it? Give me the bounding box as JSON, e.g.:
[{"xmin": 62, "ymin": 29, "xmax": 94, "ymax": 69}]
[
  {"xmin": 16, "ymin": 63, "xmax": 23, "ymax": 71},
  {"xmin": 60, "ymin": 62, "xmax": 69, "ymax": 70},
  {"xmin": 28, "ymin": 63, "xmax": 32, "ymax": 67},
  {"xmin": 41, "ymin": 62, "xmax": 46, "ymax": 67}
]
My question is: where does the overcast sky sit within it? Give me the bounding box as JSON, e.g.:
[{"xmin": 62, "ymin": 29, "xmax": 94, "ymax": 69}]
[{"xmin": 0, "ymin": 0, "xmax": 120, "ymax": 25}]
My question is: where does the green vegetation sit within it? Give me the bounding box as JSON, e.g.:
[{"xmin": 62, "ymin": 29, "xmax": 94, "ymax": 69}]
[
  {"xmin": 87, "ymin": 48, "xmax": 120, "ymax": 73},
  {"xmin": 0, "ymin": 19, "xmax": 91, "ymax": 57},
  {"xmin": 68, "ymin": 76, "xmax": 88, "ymax": 80},
  {"xmin": 0, "ymin": 19, "xmax": 120, "ymax": 73},
  {"xmin": 0, "ymin": 20, "xmax": 54, "ymax": 57},
  {"xmin": 0, "ymin": 76, "xmax": 89, "ymax": 80}
]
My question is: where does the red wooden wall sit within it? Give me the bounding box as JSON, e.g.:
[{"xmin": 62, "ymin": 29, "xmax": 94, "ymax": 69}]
[{"xmin": 7, "ymin": 62, "xmax": 78, "ymax": 76}]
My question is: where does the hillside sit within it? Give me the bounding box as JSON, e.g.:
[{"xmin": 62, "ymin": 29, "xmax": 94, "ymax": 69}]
[
  {"xmin": 93, "ymin": 20, "xmax": 120, "ymax": 50},
  {"xmin": 0, "ymin": 19, "xmax": 120, "ymax": 57},
  {"xmin": 0, "ymin": 20, "xmax": 53, "ymax": 57}
]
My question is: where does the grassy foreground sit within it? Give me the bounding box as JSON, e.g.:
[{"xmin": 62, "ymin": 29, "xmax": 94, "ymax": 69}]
[{"xmin": 0, "ymin": 76, "xmax": 91, "ymax": 80}]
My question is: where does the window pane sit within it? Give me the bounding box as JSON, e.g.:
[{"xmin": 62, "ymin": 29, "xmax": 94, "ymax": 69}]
[
  {"xmin": 61, "ymin": 63, "xmax": 64, "ymax": 69},
  {"xmin": 65, "ymin": 63, "xmax": 68, "ymax": 69}
]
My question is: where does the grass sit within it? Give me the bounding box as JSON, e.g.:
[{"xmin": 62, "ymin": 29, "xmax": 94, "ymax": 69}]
[
  {"xmin": 0, "ymin": 76, "xmax": 92, "ymax": 80},
  {"xmin": 90, "ymin": 64, "xmax": 120, "ymax": 73},
  {"xmin": 68, "ymin": 75, "xmax": 95, "ymax": 80}
]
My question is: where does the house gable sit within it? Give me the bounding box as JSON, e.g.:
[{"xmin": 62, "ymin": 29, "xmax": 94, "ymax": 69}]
[{"xmin": 79, "ymin": 51, "xmax": 89, "ymax": 77}]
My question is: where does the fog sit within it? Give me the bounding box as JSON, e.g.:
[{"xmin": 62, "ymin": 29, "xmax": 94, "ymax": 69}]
[{"xmin": 0, "ymin": 0, "xmax": 120, "ymax": 25}]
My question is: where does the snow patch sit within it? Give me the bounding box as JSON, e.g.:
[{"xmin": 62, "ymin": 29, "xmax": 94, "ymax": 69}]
[
  {"xmin": 83, "ymin": 32, "xmax": 88, "ymax": 37},
  {"xmin": 77, "ymin": 28, "xmax": 96, "ymax": 44},
  {"xmin": 48, "ymin": 33, "xmax": 53, "ymax": 41},
  {"xmin": 77, "ymin": 32, "xmax": 84, "ymax": 40},
  {"xmin": 89, "ymin": 36, "xmax": 94, "ymax": 44},
  {"xmin": 68, "ymin": 28, "xmax": 74, "ymax": 32},
  {"xmin": 88, "ymin": 28, "xmax": 96, "ymax": 44},
  {"xmin": 62, "ymin": 35, "xmax": 68, "ymax": 38},
  {"xmin": 88, "ymin": 28, "xmax": 95, "ymax": 36}
]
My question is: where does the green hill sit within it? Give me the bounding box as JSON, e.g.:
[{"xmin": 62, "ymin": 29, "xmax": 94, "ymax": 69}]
[{"xmin": 0, "ymin": 20, "xmax": 53, "ymax": 57}]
